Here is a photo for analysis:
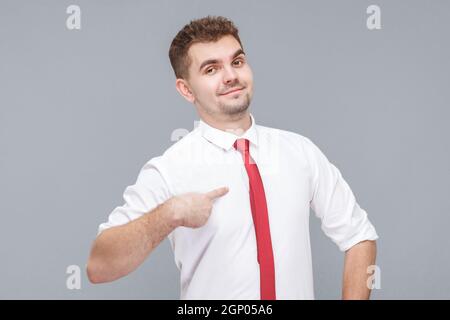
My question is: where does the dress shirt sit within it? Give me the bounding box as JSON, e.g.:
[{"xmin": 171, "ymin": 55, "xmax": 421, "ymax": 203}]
[{"xmin": 98, "ymin": 113, "xmax": 379, "ymax": 299}]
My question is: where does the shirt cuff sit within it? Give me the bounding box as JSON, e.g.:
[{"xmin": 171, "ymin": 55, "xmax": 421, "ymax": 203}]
[{"xmin": 337, "ymin": 218, "xmax": 379, "ymax": 252}]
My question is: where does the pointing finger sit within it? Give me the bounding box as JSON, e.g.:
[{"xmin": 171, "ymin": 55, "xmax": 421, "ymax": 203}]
[{"xmin": 205, "ymin": 187, "xmax": 229, "ymax": 200}]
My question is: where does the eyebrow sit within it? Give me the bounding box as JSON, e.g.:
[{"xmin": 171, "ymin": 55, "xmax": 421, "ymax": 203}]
[{"xmin": 198, "ymin": 48, "xmax": 245, "ymax": 72}]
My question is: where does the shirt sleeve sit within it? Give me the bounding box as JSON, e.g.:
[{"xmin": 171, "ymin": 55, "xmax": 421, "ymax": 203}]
[
  {"xmin": 97, "ymin": 156, "xmax": 172, "ymax": 236},
  {"xmin": 302, "ymin": 136, "xmax": 379, "ymax": 252}
]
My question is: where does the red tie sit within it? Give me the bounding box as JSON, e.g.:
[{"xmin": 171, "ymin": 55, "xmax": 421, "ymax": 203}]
[{"xmin": 234, "ymin": 138, "xmax": 276, "ymax": 300}]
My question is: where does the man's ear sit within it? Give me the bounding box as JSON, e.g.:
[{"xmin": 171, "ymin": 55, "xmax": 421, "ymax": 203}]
[{"xmin": 175, "ymin": 78, "xmax": 195, "ymax": 103}]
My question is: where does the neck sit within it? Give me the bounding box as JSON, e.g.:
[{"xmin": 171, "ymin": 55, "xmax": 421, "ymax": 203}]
[{"xmin": 199, "ymin": 111, "xmax": 252, "ymax": 136}]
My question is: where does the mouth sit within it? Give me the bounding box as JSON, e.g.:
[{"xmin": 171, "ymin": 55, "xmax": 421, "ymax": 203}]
[{"xmin": 220, "ymin": 87, "xmax": 245, "ymax": 96}]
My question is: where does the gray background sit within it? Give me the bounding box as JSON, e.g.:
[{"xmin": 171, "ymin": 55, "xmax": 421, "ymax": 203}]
[{"xmin": 0, "ymin": 0, "xmax": 449, "ymax": 299}]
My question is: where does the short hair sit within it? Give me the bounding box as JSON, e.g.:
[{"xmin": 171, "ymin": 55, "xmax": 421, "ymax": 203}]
[{"xmin": 168, "ymin": 16, "xmax": 243, "ymax": 79}]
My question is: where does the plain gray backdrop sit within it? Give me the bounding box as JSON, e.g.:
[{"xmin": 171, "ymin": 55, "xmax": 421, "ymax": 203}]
[{"xmin": 0, "ymin": 0, "xmax": 449, "ymax": 299}]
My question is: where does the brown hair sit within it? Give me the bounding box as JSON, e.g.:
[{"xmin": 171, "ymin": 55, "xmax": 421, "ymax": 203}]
[{"xmin": 169, "ymin": 16, "xmax": 243, "ymax": 79}]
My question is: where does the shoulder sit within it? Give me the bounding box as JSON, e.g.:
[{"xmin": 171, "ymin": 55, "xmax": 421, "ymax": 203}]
[
  {"xmin": 162, "ymin": 126, "xmax": 204, "ymax": 161},
  {"xmin": 255, "ymin": 123, "xmax": 317, "ymax": 151},
  {"xmin": 141, "ymin": 126, "xmax": 204, "ymax": 174},
  {"xmin": 255, "ymin": 123, "xmax": 329, "ymax": 172}
]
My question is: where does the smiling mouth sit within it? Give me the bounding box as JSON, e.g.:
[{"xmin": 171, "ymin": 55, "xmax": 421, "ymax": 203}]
[{"xmin": 220, "ymin": 87, "xmax": 244, "ymax": 95}]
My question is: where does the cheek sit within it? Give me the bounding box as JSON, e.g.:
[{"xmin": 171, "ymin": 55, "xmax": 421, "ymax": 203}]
[
  {"xmin": 241, "ymin": 67, "xmax": 253, "ymax": 85},
  {"xmin": 194, "ymin": 79, "xmax": 220, "ymax": 101},
  {"xmin": 243, "ymin": 69, "xmax": 254, "ymax": 97},
  {"xmin": 207, "ymin": 78, "xmax": 221, "ymax": 98}
]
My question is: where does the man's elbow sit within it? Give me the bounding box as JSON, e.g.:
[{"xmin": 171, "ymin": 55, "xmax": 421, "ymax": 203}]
[
  {"xmin": 86, "ymin": 253, "xmax": 129, "ymax": 284},
  {"xmin": 86, "ymin": 232, "xmax": 115, "ymax": 284},
  {"xmin": 86, "ymin": 258, "xmax": 107, "ymax": 284}
]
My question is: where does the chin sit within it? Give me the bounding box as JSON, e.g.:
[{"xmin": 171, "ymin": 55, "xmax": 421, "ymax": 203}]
[
  {"xmin": 215, "ymin": 93, "xmax": 251, "ymax": 114},
  {"xmin": 220, "ymin": 103, "xmax": 250, "ymax": 116}
]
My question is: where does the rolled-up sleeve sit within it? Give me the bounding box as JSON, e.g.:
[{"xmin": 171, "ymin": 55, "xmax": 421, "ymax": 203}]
[
  {"xmin": 97, "ymin": 156, "xmax": 171, "ymax": 236},
  {"xmin": 302, "ymin": 137, "xmax": 379, "ymax": 252}
]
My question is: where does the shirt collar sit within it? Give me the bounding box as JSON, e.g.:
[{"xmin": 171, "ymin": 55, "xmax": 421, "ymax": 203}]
[{"xmin": 198, "ymin": 113, "xmax": 259, "ymax": 151}]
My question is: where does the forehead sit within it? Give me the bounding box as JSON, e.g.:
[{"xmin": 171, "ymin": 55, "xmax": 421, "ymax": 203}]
[{"xmin": 188, "ymin": 35, "xmax": 243, "ymax": 67}]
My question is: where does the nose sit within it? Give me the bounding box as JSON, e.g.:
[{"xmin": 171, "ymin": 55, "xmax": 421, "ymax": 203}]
[{"xmin": 222, "ymin": 65, "xmax": 238, "ymax": 85}]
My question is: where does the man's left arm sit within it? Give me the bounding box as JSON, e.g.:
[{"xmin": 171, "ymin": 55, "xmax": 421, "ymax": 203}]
[
  {"xmin": 302, "ymin": 136, "xmax": 379, "ymax": 299},
  {"xmin": 342, "ymin": 240, "xmax": 377, "ymax": 300}
]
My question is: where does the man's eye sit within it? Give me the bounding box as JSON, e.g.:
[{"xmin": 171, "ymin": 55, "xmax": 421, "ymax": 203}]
[
  {"xmin": 206, "ymin": 67, "xmax": 216, "ymax": 74},
  {"xmin": 233, "ymin": 59, "xmax": 244, "ymax": 66}
]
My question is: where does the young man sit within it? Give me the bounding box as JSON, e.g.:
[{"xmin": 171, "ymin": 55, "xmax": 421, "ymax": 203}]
[{"xmin": 87, "ymin": 16, "xmax": 378, "ymax": 300}]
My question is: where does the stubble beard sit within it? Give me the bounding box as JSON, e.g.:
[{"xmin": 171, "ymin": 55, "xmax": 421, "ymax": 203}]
[{"xmin": 217, "ymin": 92, "xmax": 251, "ymax": 117}]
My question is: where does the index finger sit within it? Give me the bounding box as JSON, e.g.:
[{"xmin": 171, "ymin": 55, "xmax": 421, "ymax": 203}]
[{"xmin": 205, "ymin": 186, "xmax": 229, "ymax": 200}]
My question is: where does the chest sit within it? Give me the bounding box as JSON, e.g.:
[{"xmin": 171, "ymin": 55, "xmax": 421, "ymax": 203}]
[{"xmin": 166, "ymin": 147, "xmax": 312, "ymax": 238}]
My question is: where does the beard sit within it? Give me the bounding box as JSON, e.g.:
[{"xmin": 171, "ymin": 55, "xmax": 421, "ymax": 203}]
[{"xmin": 217, "ymin": 91, "xmax": 251, "ymax": 116}]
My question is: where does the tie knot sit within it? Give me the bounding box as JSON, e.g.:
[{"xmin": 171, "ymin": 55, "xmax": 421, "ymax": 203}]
[{"xmin": 233, "ymin": 138, "xmax": 249, "ymax": 154}]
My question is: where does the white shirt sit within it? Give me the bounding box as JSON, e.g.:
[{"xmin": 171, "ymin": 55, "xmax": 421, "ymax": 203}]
[{"xmin": 98, "ymin": 114, "xmax": 379, "ymax": 299}]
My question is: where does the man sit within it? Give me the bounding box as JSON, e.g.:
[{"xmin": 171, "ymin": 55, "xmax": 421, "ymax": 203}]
[{"xmin": 87, "ymin": 16, "xmax": 378, "ymax": 300}]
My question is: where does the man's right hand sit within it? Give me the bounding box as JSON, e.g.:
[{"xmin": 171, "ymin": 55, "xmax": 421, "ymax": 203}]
[{"xmin": 167, "ymin": 187, "xmax": 229, "ymax": 228}]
